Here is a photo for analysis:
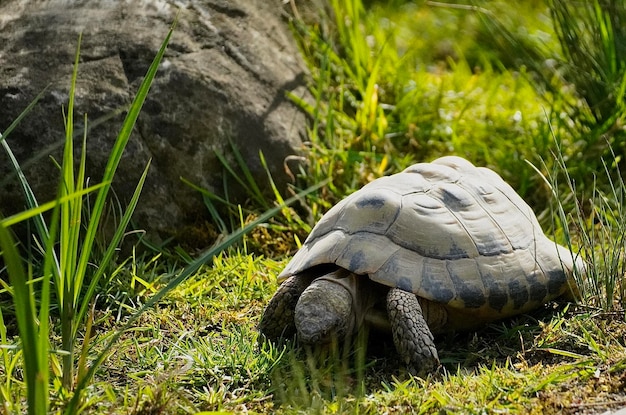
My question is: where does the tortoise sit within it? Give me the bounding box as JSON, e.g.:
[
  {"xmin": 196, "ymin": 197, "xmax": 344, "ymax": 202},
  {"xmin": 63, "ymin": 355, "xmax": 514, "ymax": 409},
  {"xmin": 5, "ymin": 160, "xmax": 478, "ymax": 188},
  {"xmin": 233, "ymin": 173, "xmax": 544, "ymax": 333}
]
[{"xmin": 258, "ymin": 156, "xmax": 582, "ymax": 375}]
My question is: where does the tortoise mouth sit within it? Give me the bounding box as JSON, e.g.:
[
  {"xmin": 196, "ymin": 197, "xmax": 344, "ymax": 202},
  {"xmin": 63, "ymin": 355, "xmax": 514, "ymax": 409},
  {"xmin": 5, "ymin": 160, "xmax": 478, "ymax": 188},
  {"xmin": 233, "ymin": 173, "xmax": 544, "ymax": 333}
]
[{"xmin": 297, "ymin": 313, "xmax": 342, "ymax": 344}]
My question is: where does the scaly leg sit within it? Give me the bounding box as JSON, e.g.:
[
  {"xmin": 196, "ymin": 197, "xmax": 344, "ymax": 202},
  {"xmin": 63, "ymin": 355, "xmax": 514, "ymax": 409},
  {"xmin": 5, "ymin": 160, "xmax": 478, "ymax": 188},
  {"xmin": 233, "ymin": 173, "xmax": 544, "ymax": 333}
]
[
  {"xmin": 387, "ymin": 288, "xmax": 440, "ymax": 376},
  {"xmin": 258, "ymin": 274, "xmax": 314, "ymax": 341}
]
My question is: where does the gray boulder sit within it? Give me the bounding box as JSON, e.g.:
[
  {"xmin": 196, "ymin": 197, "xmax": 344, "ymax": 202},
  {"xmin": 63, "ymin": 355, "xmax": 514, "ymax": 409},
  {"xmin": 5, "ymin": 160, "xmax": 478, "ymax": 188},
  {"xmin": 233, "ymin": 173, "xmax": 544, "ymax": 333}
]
[{"xmin": 0, "ymin": 0, "xmax": 308, "ymax": 246}]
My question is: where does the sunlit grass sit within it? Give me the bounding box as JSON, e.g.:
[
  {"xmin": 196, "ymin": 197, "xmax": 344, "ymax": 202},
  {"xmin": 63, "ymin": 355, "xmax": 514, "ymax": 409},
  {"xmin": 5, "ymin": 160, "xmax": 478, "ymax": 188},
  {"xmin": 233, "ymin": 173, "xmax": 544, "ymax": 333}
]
[
  {"xmin": 1, "ymin": 0, "xmax": 626, "ymax": 413},
  {"xmin": 477, "ymin": 0, "xmax": 626, "ymax": 180},
  {"xmin": 32, "ymin": 250, "xmax": 621, "ymax": 414},
  {"xmin": 539, "ymin": 140, "xmax": 626, "ymax": 315}
]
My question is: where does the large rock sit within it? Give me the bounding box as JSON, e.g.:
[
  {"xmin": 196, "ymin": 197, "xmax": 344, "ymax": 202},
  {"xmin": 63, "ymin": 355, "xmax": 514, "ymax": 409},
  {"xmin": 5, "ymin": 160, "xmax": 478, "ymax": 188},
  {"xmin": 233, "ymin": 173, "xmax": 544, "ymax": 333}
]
[{"xmin": 0, "ymin": 0, "xmax": 308, "ymax": 245}]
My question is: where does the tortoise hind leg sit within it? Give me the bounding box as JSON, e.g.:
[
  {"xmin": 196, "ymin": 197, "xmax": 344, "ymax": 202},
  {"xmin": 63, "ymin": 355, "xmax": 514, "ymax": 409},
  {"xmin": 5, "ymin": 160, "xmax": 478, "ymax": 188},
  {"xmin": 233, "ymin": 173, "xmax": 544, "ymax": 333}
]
[
  {"xmin": 258, "ymin": 274, "xmax": 314, "ymax": 342},
  {"xmin": 386, "ymin": 288, "xmax": 440, "ymax": 376}
]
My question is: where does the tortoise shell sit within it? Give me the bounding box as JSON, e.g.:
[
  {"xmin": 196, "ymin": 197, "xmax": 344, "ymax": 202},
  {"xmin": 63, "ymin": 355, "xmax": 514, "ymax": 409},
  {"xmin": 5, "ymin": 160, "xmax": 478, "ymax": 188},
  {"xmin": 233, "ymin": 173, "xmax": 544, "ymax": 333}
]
[{"xmin": 279, "ymin": 156, "xmax": 581, "ymax": 328}]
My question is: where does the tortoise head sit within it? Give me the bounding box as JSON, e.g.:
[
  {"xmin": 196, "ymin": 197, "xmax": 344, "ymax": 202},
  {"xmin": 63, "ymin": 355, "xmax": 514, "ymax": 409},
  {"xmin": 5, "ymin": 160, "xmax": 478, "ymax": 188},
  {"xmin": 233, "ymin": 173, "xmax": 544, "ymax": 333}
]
[{"xmin": 294, "ymin": 268, "xmax": 358, "ymax": 344}]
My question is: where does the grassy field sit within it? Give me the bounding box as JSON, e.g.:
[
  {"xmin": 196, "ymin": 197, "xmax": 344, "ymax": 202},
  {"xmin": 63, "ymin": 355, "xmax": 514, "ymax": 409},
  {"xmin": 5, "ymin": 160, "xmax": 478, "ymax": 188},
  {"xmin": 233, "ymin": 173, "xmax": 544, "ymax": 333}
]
[{"xmin": 2, "ymin": 0, "xmax": 626, "ymax": 413}]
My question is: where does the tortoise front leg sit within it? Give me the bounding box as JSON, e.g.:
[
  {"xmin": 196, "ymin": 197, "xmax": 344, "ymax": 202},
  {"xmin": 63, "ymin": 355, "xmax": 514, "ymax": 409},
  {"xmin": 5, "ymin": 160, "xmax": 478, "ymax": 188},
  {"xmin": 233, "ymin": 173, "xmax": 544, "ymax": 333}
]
[
  {"xmin": 258, "ymin": 274, "xmax": 314, "ymax": 342},
  {"xmin": 387, "ymin": 288, "xmax": 440, "ymax": 376}
]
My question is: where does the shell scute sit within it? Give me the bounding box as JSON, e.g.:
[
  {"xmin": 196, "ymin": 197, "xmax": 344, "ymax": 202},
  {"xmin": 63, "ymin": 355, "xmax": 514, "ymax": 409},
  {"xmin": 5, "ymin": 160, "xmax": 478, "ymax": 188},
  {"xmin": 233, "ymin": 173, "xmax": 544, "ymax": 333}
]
[
  {"xmin": 334, "ymin": 232, "xmax": 401, "ymax": 274},
  {"xmin": 331, "ymin": 188, "xmax": 401, "ymax": 237},
  {"xmin": 444, "ymin": 259, "xmax": 487, "ymax": 309},
  {"xmin": 388, "ymin": 192, "xmax": 479, "ymax": 259},
  {"xmin": 508, "ymin": 278, "xmax": 530, "ymax": 310}
]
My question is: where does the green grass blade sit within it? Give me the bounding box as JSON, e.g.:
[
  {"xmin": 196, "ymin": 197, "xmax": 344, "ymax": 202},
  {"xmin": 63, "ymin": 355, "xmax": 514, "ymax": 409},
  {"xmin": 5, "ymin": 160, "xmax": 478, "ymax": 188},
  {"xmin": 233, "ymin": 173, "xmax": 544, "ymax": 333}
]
[
  {"xmin": 179, "ymin": 176, "xmax": 231, "ymax": 233},
  {"xmin": 214, "ymin": 149, "xmax": 268, "ymax": 209},
  {"xmin": 541, "ymin": 348, "xmax": 586, "ymax": 360},
  {"xmin": 0, "ymin": 106, "xmax": 127, "ymax": 190},
  {"xmin": 0, "ymin": 300, "xmax": 13, "ymax": 411},
  {"xmin": 72, "ymin": 26, "xmax": 174, "ymax": 304},
  {"xmin": 60, "ymin": 34, "xmax": 81, "ymax": 318},
  {"xmin": 0, "ymin": 224, "xmax": 48, "ymax": 414},
  {"xmin": 0, "ymin": 88, "xmax": 60, "ymax": 276},
  {"xmin": 76, "ymin": 160, "xmax": 152, "ymax": 329},
  {"xmin": 259, "ymin": 151, "xmax": 289, "ymax": 217},
  {"xmin": 0, "ymin": 86, "xmax": 48, "ymax": 141},
  {"xmin": 58, "ymin": 48, "xmax": 84, "ymax": 386},
  {"xmin": 61, "ymin": 24, "xmax": 172, "ymax": 407},
  {"xmin": 0, "ymin": 308, "xmax": 8, "ymax": 374},
  {"xmin": 0, "ymin": 184, "xmax": 107, "ymax": 228},
  {"xmin": 258, "ymin": 150, "xmax": 312, "ymax": 233},
  {"xmin": 0, "ymin": 134, "xmax": 42, "ymax": 213},
  {"xmin": 228, "ymin": 137, "xmax": 269, "ymax": 209},
  {"xmin": 180, "ymin": 174, "xmax": 239, "ymax": 208}
]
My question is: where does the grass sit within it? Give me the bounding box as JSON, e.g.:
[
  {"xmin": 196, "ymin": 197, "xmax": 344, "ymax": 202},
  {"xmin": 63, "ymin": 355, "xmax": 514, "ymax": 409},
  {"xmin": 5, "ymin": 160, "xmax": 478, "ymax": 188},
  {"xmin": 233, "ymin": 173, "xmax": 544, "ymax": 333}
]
[
  {"xmin": 477, "ymin": 0, "xmax": 626, "ymax": 180},
  {"xmin": 36, "ymin": 252, "xmax": 625, "ymax": 414},
  {"xmin": 2, "ymin": 0, "xmax": 626, "ymax": 413}
]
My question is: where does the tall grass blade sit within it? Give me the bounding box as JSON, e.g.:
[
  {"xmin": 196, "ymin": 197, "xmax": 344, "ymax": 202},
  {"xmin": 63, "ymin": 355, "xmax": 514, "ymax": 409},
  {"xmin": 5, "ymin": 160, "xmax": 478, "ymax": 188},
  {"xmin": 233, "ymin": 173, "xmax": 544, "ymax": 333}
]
[
  {"xmin": 0, "ymin": 184, "xmax": 106, "ymax": 228},
  {"xmin": 0, "ymin": 88, "xmax": 60, "ymax": 274},
  {"xmin": 72, "ymin": 25, "xmax": 173, "ymax": 309},
  {"xmin": 258, "ymin": 151, "xmax": 312, "ymax": 233},
  {"xmin": 2, "ymin": 19, "xmax": 174, "ymax": 408},
  {"xmin": 0, "ymin": 106, "xmax": 127, "ymax": 190},
  {"xmin": 227, "ymin": 138, "xmax": 269, "ymax": 209},
  {"xmin": 213, "ymin": 143, "xmax": 269, "ymax": 210},
  {"xmin": 0, "ymin": 87, "xmax": 48, "ymax": 142},
  {"xmin": 59, "ymin": 22, "xmax": 173, "ymax": 405},
  {"xmin": 76, "ymin": 160, "xmax": 152, "ymax": 329},
  {"xmin": 59, "ymin": 33, "xmax": 82, "ymax": 388},
  {"xmin": 0, "ymin": 224, "xmax": 48, "ymax": 415}
]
